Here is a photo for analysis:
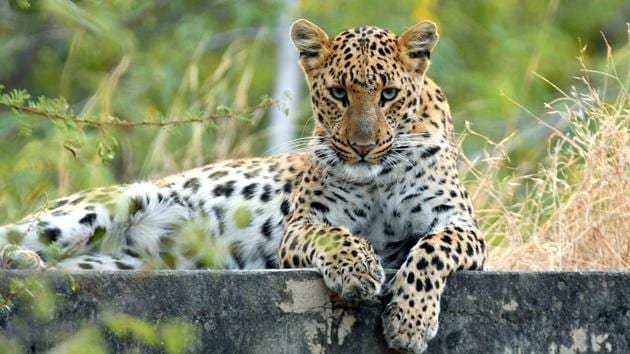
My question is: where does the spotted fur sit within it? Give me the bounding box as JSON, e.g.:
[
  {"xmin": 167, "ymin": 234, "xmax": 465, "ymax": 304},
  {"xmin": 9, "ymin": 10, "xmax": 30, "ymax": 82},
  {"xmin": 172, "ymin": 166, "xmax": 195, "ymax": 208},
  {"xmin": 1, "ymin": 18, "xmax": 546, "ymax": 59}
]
[{"xmin": 0, "ymin": 19, "xmax": 486, "ymax": 353}]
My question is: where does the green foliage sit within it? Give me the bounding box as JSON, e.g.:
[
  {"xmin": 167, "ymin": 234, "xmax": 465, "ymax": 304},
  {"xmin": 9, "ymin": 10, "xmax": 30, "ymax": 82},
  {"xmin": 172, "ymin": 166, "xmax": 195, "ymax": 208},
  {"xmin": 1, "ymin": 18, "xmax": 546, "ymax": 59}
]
[
  {"xmin": 160, "ymin": 319, "xmax": 201, "ymax": 354},
  {"xmin": 47, "ymin": 326, "xmax": 106, "ymax": 354},
  {"xmin": 103, "ymin": 312, "xmax": 201, "ymax": 352},
  {"xmin": 6, "ymin": 276, "xmax": 56, "ymax": 321},
  {"xmin": 104, "ymin": 312, "xmax": 159, "ymax": 346},
  {"xmin": 0, "ymin": 273, "xmax": 201, "ymax": 353},
  {"xmin": 233, "ymin": 205, "xmax": 253, "ymax": 229}
]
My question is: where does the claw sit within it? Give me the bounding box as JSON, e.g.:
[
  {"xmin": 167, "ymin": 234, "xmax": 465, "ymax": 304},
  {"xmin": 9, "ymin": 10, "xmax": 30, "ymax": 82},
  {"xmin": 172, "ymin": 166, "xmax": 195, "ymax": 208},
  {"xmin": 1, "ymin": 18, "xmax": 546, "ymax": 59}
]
[{"xmin": 318, "ymin": 245, "xmax": 385, "ymax": 301}]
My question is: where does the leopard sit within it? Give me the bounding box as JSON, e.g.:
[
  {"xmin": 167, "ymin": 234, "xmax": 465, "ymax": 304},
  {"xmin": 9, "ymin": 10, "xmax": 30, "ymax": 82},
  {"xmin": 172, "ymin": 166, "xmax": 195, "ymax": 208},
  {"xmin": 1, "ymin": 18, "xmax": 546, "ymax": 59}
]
[{"xmin": 0, "ymin": 19, "xmax": 487, "ymax": 353}]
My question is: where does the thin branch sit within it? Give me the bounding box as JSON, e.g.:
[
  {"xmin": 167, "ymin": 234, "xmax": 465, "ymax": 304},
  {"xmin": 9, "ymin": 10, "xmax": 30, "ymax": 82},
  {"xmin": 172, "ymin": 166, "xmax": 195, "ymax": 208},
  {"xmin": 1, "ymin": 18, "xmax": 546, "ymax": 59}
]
[{"xmin": 1, "ymin": 102, "xmax": 271, "ymax": 128}]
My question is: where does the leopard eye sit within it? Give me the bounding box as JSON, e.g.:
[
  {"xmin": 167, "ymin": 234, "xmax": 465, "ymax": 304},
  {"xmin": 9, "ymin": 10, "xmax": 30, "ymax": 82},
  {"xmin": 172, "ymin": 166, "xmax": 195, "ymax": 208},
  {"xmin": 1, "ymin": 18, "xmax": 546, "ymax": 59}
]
[
  {"xmin": 381, "ymin": 88, "xmax": 399, "ymax": 102},
  {"xmin": 329, "ymin": 87, "xmax": 347, "ymax": 101}
]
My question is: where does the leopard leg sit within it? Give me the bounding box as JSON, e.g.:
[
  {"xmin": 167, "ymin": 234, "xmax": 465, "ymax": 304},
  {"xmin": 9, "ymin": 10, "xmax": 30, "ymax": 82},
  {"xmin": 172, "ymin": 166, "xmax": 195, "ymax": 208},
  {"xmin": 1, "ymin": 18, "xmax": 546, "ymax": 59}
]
[
  {"xmin": 382, "ymin": 226, "xmax": 486, "ymax": 353},
  {"xmin": 279, "ymin": 222, "xmax": 385, "ymax": 300}
]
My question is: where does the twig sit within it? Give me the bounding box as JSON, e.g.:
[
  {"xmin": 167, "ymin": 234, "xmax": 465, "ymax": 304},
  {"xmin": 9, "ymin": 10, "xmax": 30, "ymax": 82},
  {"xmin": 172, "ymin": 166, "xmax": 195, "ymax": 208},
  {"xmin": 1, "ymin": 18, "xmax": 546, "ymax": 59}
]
[{"xmin": 2, "ymin": 102, "xmax": 267, "ymax": 128}]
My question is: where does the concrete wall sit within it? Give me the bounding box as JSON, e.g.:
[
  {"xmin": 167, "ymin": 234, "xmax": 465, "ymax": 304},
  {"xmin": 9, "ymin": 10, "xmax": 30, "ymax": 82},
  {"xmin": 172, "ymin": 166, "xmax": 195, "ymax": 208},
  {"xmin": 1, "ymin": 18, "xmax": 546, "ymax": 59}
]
[{"xmin": 1, "ymin": 270, "xmax": 628, "ymax": 353}]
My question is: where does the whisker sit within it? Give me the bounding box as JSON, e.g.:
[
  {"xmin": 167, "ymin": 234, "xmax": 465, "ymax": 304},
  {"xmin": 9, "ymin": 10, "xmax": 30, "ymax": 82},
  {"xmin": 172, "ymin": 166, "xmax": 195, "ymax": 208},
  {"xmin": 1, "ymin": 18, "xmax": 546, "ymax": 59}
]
[{"xmin": 265, "ymin": 136, "xmax": 321, "ymax": 155}]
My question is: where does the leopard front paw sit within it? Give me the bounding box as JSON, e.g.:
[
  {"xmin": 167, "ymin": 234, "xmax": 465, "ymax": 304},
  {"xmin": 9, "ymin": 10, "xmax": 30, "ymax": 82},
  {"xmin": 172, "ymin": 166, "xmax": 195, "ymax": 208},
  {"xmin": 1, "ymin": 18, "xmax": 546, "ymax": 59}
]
[
  {"xmin": 318, "ymin": 239, "xmax": 385, "ymax": 300},
  {"xmin": 382, "ymin": 284, "xmax": 440, "ymax": 353}
]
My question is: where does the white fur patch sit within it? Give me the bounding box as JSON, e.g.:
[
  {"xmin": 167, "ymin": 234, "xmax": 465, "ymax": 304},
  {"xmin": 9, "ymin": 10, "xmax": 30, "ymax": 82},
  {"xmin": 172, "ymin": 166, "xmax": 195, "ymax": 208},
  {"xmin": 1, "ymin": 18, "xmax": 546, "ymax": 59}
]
[{"xmin": 103, "ymin": 182, "xmax": 189, "ymax": 257}]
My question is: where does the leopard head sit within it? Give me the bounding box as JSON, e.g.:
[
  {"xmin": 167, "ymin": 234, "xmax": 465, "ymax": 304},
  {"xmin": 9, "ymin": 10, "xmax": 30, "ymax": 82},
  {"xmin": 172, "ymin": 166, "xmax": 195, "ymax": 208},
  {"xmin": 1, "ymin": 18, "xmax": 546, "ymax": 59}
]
[{"xmin": 290, "ymin": 19, "xmax": 439, "ymax": 179}]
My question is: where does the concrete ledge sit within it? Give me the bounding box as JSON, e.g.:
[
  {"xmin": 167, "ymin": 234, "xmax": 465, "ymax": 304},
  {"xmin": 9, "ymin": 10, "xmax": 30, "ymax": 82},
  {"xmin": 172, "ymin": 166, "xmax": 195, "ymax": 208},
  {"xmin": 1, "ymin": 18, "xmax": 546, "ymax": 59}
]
[{"xmin": 1, "ymin": 270, "xmax": 629, "ymax": 353}]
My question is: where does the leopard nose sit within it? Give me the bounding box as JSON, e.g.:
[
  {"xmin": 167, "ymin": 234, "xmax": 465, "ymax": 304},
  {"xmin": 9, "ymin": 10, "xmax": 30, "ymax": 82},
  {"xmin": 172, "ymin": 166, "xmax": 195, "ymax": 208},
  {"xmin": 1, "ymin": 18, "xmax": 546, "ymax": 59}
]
[{"xmin": 350, "ymin": 143, "xmax": 376, "ymax": 157}]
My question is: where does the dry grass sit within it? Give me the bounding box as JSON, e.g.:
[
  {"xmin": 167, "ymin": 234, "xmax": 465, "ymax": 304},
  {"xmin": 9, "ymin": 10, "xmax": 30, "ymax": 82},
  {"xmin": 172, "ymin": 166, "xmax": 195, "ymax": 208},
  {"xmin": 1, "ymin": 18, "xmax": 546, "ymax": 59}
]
[{"xmin": 462, "ymin": 41, "xmax": 630, "ymax": 271}]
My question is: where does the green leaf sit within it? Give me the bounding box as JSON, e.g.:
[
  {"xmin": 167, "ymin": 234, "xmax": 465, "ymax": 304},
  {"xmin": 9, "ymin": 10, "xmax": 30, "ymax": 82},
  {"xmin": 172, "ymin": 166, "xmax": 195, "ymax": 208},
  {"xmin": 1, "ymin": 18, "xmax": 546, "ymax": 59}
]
[
  {"xmin": 96, "ymin": 136, "xmax": 119, "ymax": 162},
  {"xmin": 48, "ymin": 326, "xmax": 106, "ymax": 354},
  {"xmin": 67, "ymin": 274, "xmax": 80, "ymax": 292},
  {"xmin": 160, "ymin": 320, "xmax": 200, "ymax": 354},
  {"xmin": 6, "ymin": 229, "xmax": 25, "ymax": 244},
  {"xmin": 63, "ymin": 139, "xmax": 83, "ymax": 159},
  {"xmin": 103, "ymin": 312, "xmax": 159, "ymax": 346},
  {"xmin": 3, "ymin": 89, "xmax": 30, "ymax": 106},
  {"xmin": 233, "ymin": 205, "xmax": 252, "ymax": 229}
]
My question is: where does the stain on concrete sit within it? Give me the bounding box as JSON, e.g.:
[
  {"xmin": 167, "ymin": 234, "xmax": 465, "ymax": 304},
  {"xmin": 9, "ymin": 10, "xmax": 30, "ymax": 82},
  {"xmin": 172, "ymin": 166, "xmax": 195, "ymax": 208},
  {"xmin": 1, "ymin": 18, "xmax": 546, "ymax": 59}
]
[
  {"xmin": 501, "ymin": 299, "xmax": 518, "ymax": 312},
  {"xmin": 558, "ymin": 328, "xmax": 589, "ymax": 353},
  {"xmin": 303, "ymin": 319, "xmax": 326, "ymax": 354},
  {"xmin": 337, "ymin": 313, "xmax": 356, "ymax": 345},
  {"xmin": 278, "ymin": 278, "xmax": 329, "ymax": 314}
]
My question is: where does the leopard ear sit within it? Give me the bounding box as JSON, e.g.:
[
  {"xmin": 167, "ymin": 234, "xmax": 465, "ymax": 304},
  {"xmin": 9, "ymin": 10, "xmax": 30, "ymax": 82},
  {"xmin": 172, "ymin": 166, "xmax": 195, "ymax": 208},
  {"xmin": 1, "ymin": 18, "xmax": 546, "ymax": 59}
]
[
  {"xmin": 398, "ymin": 21, "xmax": 439, "ymax": 74},
  {"xmin": 290, "ymin": 19, "xmax": 330, "ymax": 74}
]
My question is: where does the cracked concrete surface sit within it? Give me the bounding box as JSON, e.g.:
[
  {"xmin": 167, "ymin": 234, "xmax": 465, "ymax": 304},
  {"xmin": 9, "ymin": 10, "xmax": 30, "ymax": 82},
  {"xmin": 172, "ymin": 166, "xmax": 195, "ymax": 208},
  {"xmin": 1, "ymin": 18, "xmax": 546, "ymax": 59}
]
[{"xmin": 1, "ymin": 270, "xmax": 628, "ymax": 353}]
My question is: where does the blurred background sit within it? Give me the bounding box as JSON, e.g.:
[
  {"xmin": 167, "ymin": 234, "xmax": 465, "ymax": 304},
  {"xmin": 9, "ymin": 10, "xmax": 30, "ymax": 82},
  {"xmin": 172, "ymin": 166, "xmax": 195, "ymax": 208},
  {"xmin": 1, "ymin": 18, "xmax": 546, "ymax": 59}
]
[{"xmin": 0, "ymin": 0, "xmax": 628, "ymax": 269}]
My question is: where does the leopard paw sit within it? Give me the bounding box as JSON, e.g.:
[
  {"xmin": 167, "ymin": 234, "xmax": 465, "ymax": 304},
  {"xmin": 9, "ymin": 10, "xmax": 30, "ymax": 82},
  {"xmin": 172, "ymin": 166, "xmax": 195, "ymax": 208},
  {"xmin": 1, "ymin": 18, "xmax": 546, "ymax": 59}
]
[
  {"xmin": 1, "ymin": 244, "xmax": 46, "ymax": 269},
  {"xmin": 318, "ymin": 238, "xmax": 385, "ymax": 300},
  {"xmin": 382, "ymin": 285, "xmax": 440, "ymax": 353}
]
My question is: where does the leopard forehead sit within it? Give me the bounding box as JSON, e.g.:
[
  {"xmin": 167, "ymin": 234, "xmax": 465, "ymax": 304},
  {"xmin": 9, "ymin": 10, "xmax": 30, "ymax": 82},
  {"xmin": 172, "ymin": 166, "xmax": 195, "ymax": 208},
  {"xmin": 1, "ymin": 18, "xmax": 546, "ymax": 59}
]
[{"xmin": 324, "ymin": 26, "xmax": 403, "ymax": 90}]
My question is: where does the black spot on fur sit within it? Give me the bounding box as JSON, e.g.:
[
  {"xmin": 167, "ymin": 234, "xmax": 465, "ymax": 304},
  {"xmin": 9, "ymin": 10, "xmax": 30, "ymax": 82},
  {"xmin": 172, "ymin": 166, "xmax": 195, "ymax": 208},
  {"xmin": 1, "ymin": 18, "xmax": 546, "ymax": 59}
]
[
  {"xmin": 409, "ymin": 50, "xmax": 430, "ymax": 59},
  {"xmin": 260, "ymin": 184, "xmax": 273, "ymax": 202},
  {"xmin": 310, "ymin": 202, "xmax": 329, "ymax": 213},
  {"xmin": 383, "ymin": 223, "xmax": 395, "ymax": 237},
  {"xmin": 242, "ymin": 183, "xmax": 258, "ymax": 199},
  {"xmin": 78, "ymin": 263, "xmax": 93, "ymax": 269},
  {"xmin": 466, "ymin": 243, "xmax": 475, "ymax": 256},
  {"xmin": 417, "ymin": 258, "xmax": 429, "ymax": 270},
  {"xmin": 183, "ymin": 177, "xmax": 201, "ymax": 192},
  {"xmin": 124, "ymin": 248, "xmax": 140, "ymax": 258},
  {"xmin": 431, "ymin": 256, "xmax": 444, "ymax": 270},
  {"xmin": 419, "ymin": 243, "xmax": 434, "ymax": 254},
  {"xmin": 79, "ymin": 213, "xmax": 97, "ymax": 226},
  {"xmin": 264, "ymin": 256, "xmax": 276, "ymax": 269},
  {"xmin": 213, "ymin": 181, "xmax": 236, "ymax": 198},
  {"xmin": 411, "ymin": 204, "xmax": 422, "ymax": 213},
  {"xmin": 280, "ymin": 200, "xmax": 290, "ymax": 216},
  {"xmin": 415, "ymin": 279, "xmax": 423, "ymax": 291},
  {"xmin": 432, "ymin": 204, "xmax": 454, "ymax": 213},
  {"xmin": 427, "ymin": 217, "xmax": 438, "ymax": 230},
  {"xmin": 261, "ymin": 218, "xmax": 273, "ymax": 239},
  {"xmin": 406, "ymin": 272, "xmax": 415, "ymax": 284},
  {"xmin": 52, "ymin": 199, "xmax": 68, "ymax": 209},
  {"xmin": 353, "ymin": 209, "xmax": 366, "ymax": 218},
  {"xmin": 232, "ymin": 250, "xmax": 246, "ymax": 269},
  {"xmin": 424, "ymin": 278, "xmax": 433, "ymax": 291},
  {"xmin": 115, "ymin": 261, "xmax": 134, "ymax": 270},
  {"xmin": 70, "ymin": 196, "xmax": 85, "ymax": 205},
  {"xmin": 379, "ymin": 166, "xmax": 393, "ymax": 176},
  {"xmin": 129, "ymin": 197, "xmax": 144, "ymax": 215},
  {"xmin": 208, "ymin": 170, "xmax": 228, "ymax": 179},
  {"xmin": 39, "ymin": 227, "xmax": 61, "ymax": 244},
  {"xmin": 212, "ymin": 206, "xmax": 226, "ymax": 235},
  {"xmin": 402, "ymin": 193, "xmax": 421, "ymax": 202},
  {"xmin": 421, "ymin": 146, "xmax": 441, "ymax": 158}
]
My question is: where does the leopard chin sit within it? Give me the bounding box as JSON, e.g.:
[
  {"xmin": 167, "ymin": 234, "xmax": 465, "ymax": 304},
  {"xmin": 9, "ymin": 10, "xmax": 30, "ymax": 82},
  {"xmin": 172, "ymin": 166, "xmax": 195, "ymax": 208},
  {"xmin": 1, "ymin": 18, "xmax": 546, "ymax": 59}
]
[{"xmin": 335, "ymin": 161, "xmax": 385, "ymax": 182}]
